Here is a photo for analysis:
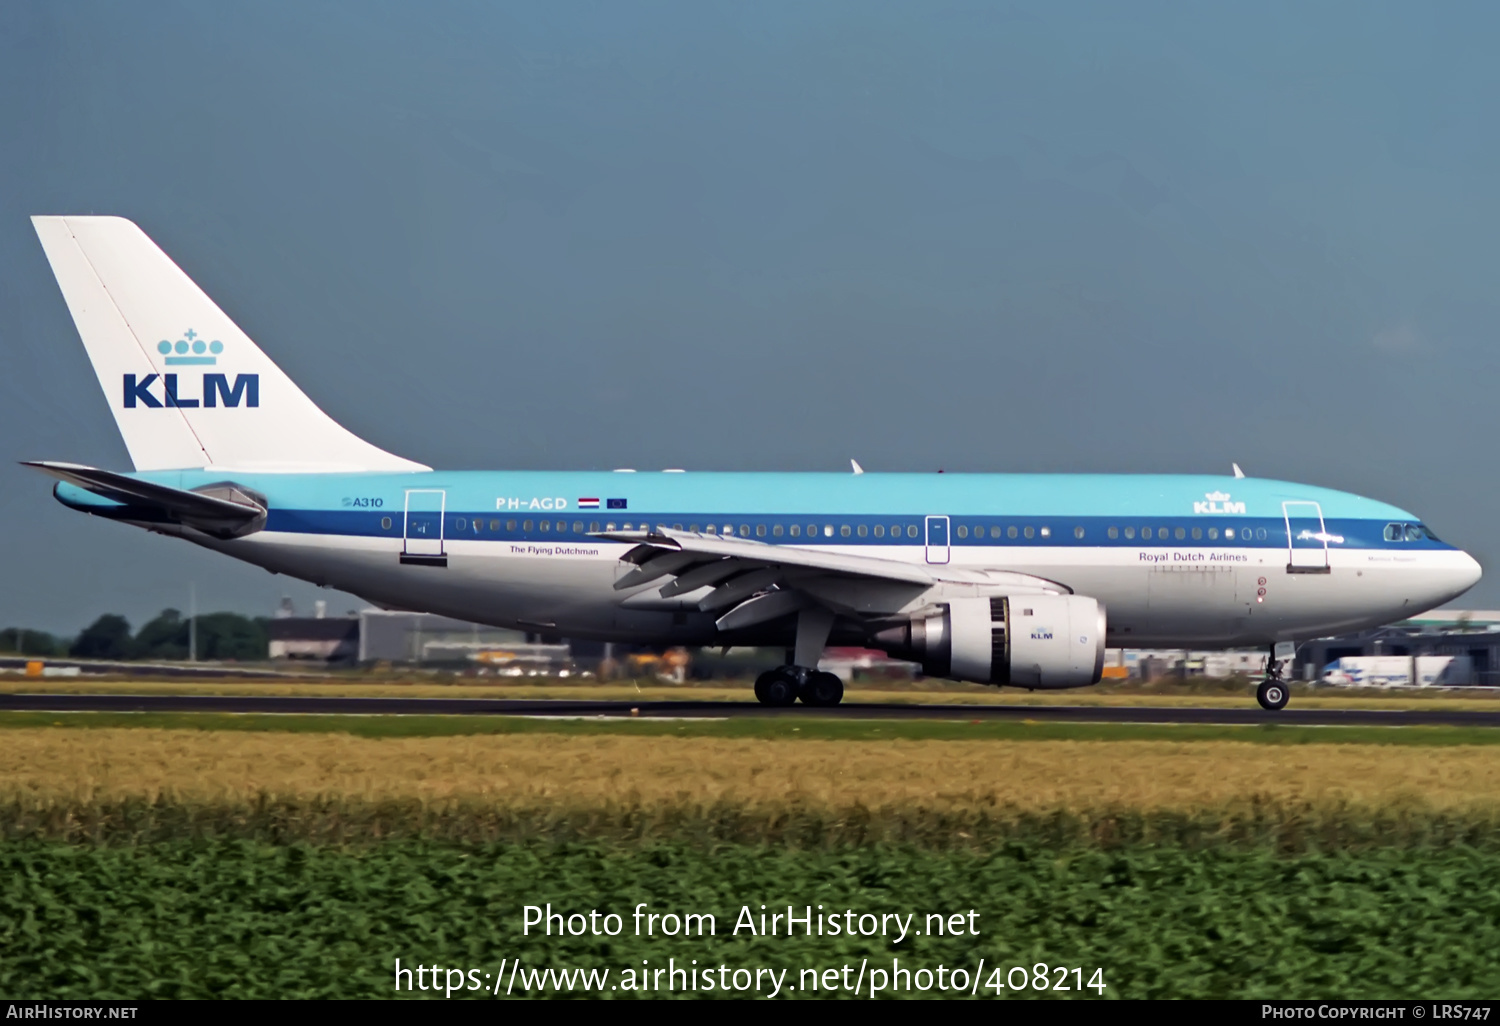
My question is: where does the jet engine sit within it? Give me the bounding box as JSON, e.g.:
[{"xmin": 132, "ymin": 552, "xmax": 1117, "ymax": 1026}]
[{"xmin": 873, "ymin": 595, "xmax": 1106, "ymax": 689}]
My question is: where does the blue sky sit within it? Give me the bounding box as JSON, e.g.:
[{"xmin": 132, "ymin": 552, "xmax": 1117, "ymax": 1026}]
[{"xmin": 3, "ymin": 2, "xmax": 1499, "ymax": 631}]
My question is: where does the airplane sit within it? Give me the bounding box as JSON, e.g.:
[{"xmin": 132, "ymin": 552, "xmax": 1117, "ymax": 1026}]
[{"xmin": 23, "ymin": 216, "xmax": 1483, "ymax": 711}]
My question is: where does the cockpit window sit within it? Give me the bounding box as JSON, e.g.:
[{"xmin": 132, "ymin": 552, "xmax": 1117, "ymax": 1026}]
[{"xmin": 1386, "ymin": 522, "xmax": 1441, "ymax": 543}]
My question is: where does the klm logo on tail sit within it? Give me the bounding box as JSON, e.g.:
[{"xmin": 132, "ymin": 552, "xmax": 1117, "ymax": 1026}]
[{"xmin": 125, "ymin": 330, "xmax": 258, "ymax": 408}]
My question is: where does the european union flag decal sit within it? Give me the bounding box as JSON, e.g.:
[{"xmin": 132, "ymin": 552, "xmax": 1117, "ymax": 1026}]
[{"xmin": 607, "ymin": 498, "xmax": 627, "ymax": 509}]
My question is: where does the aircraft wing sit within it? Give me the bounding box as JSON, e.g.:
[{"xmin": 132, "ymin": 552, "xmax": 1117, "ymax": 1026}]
[
  {"xmin": 594, "ymin": 527, "xmax": 1064, "ymax": 631},
  {"xmin": 22, "ymin": 461, "xmax": 267, "ymax": 537}
]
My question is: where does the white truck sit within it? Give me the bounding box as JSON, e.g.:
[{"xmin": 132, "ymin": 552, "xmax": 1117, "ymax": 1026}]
[{"xmin": 1320, "ymin": 655, "xmax": 1473, "ymax": 688}]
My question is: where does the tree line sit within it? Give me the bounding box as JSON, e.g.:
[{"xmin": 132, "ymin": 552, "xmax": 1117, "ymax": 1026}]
[{"xmin": 0, "ymin": 609, "xmax": 270, "ymax": 661}]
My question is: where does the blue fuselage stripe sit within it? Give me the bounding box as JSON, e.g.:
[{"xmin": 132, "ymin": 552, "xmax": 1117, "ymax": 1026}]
[{"xmin": 260, "ymin": 510, "xmax": 1450, "ymax": 552}]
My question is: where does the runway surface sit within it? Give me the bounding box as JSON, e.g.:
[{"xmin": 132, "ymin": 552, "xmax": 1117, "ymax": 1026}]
[{"xmin": 4, "ymin": 692, "xmax": 1500, "ymax": 726}]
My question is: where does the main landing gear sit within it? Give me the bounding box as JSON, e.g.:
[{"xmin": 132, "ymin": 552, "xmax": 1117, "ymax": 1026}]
[
  {"xmin": 751, "ymin": 605, "xmax": 844, "ymax": 707},
  {"xmin": 754, "ymin": 666, "xmax": 845, "ymax": 707},
  {"xmin": 1256, "ymin": 646, "xmax": 1291, "ymax": 711}
]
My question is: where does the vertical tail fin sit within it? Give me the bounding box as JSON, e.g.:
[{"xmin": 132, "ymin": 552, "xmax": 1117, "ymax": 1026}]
[{"xmin": 32, "ymin": 215, "xmax": 428, "ymax": 473}]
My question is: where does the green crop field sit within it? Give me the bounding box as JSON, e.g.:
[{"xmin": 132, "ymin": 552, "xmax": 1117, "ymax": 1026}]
[{"xmin": 5, "ymin": 837, "xmax": 1500, "ymax": 999}]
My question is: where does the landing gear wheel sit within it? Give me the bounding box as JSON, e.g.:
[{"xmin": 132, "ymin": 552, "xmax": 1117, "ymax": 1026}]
[
  {"xmin": 754, "ymin": 668, "xmax": 799, "ymax": 708},
  {"xmin": 800, "ymin": 671, "xmax": 845, "ymax": 707},
  {"xmin": 1256, "ymin": 680, "xmax": 1289, "ymax": 711}
]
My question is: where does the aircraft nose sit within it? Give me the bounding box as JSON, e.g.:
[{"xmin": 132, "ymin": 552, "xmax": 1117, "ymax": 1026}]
[{"xmin": 1456, "ymin": 551, "xmax": 1483, "ymax": 594}]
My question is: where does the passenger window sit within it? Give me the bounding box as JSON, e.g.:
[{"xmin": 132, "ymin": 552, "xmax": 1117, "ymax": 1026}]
[
  {"xmin": 1208, "ymin": 527, "xmax": 1218, "ymax": 540},
  {"xmin": 1124, "ymin": 527, "xmax": 1135, "ymax": 540},
  {"xmin": 575, "ymin": 522, "xmax": 585, "ymax": 533},
  {"xmin": 1108, "ymin": 527, "xmax": 1118, "ymax": 540},
  {"xmin": 489, "ymin": 520, "xmax": 500, "ymax": 531},
  {"xmin": 672, "ymin": 523, "xmax": 682, "ymax": 531},
  {"xmin": 724, "ymin": 525, "xmax": 734, "ymax": 535},
  {"xmin": 1040, "ymin": 526, "xmax": 1051, "ymax": 538},
  {"xmin": 1191, "ymin": 527, "xmax": 1201, "ymax": 540},
  {"xmin": 773, "ymin": 524, "xmax": 784, "ymax": 537},
  {"xmin": 990, "ymin": 526, "xmax": 1002, "ymax": 539},
  {"xmin": 381, "ymin": 516, "xmax": 392, "ymax": 530},
  {"xmin": 892, "ymin": 525, "xmax": 902, "ymax": 538},
  {"xmin": 1141, "ymin": 527, "xmax": 1152, "ymax": 540},
  {"xmin": 906, "ymin": 524, "xmax": 918, "ymax": 538},
  {"xmin": 590, "ymin": 522, "xmax": 600, "ymax": 532},
  {"xmin": 1224, "ymin": 528, "xmax": 1234, "ymax": 539},
  {"xmin": 1175, "ymin": 527, "xmax": 1185, "ymax": 540},
  {"xmin": 1007, "ymin": 526, "xmax": 1018, "ymax": 539},
  {"xmin": 789, "ymin": 524, "xmax": 800, "ymax": 537},
  {"xmin": 507, "ymin": 520, "xmax": 517, "ymax": 531},
  {"xmin": 539, "ymin": 520, "xmax": 549, "ymax": 532},
  {"xmin": 1074, "ymin": 526, "xmax": 1085, "ymax": 539},
  {"xmin": 872, "ymin": 525, "xmax": 884, "ymax": 538},
  {"xmin": 455, "ymin": 518, "xmax": 467, "ymax": 531},
  {"xmin": 756, "ymin": 524, "xmax": 766, "ymax": 538},
  {"xmin": 840, "ymin": 525, "xmax": 851, "ymax": 537},
  {"xmin": 1256, "ymin": 528, "xmax": 1267, "ymax": 541},
  {"xmin": 857, "ymin": 524, "xmax": 868, "ymax": 537},
  {"xmin": 957, "ymin": 525, "xmax": 968, "ymax": 539},
  {"xmin": 738, "ymin": 525, "xmax": 749, "ymax": 537},
  {"xmin": 524, "ymin": 520, "xmax": 534, "ymax": 531},
  {"xmin": 706, "ymin": 525, "xmax": 717, "ymax": 534},
  {"xmin": 812, "ymin": 525, "xmax": 821, "ymax": 537},
  {"xmin": 1023, "ymin": 526, "xmax": 1034, "ymax": 539}
]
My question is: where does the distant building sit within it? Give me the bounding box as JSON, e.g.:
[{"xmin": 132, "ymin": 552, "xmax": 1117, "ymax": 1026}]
[
  {"xmin": 356, "ymin": 610, "xmax": 573, "ymax": 671},
  {"xmin": 1297, "ymin": 609, "xmax": 1500, "ymax": 685},
  {"xmin": 267, "ymin": 617, "xmax": 359, "ymax": 662}
]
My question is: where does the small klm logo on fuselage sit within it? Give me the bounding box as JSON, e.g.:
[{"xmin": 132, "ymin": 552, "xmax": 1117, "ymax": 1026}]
[{"xmin": 1193, "ymin": 490, "xmax": 1246, "ymax": 515}]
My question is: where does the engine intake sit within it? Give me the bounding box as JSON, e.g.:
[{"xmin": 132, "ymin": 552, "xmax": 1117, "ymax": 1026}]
[{"xmin": 874, "ymin": 595, "xmax": 1106, "ymax": 689}]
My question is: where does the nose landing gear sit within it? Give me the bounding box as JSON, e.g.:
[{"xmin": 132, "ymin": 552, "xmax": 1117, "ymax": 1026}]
[
  {"xmin": 1256, "ymin": 678, "xmax": 1289, "ymax": 711},
  {"xmin": 1255, "ymin": 646, "xmax": 1292, "ymax": 711}
]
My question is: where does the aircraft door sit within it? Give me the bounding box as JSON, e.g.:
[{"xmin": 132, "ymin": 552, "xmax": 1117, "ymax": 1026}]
[
  {"xmin": 402, "ymin": 489, "xmax": 448, "ymax": 566},
  {"xmin": 1283, "ymin": 501, "xmax": 1330, "ymax": 574},
  {"xmin": 925, "ymin": 515, "xmax": 951, "ymax": 565}
]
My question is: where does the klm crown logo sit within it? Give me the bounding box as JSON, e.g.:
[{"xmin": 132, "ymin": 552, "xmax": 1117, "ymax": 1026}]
[
  {"xmin": 158, "ymin": 329, "xmax": 223, "ymax": 366},
  {"xmin": 124, "ymin": 328, "xmax": 257, "ymax": 409}
]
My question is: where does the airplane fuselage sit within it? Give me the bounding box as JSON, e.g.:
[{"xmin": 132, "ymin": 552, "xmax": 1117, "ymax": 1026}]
[{"xmin": 57, "ymin": 469, "xmax": 1481, "ymax": 652}]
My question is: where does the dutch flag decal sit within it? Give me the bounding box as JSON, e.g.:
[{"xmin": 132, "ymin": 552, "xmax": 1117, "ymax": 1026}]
[{"xmin": 577, "ymin": 497, "xmax": 601, "ymax": 509}]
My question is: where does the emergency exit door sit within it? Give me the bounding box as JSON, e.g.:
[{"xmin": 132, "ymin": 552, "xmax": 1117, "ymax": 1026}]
[
  {"xmin": 1283, "ymin": 500, "xmax": 1330, "ymax": 574},
  {"xmin": 402, "ymin": 489, "xmax": 448, "ymax": 566},
  {"xmin": 925, "ymin": 515, "xmax": 950, "ymax": 565}
]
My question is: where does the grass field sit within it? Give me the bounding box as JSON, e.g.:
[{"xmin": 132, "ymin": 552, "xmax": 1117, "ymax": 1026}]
[
  {"xmin": 11, "ymin": 709, "xmax": 1500, "ymax": 747},
  {"xmin": 6, "ymin": 728, "xmax": 1500, "ymax": 812},
  {"xmin": 4, "ymin": 674, "xmax": 1500, "ymax": 710}
]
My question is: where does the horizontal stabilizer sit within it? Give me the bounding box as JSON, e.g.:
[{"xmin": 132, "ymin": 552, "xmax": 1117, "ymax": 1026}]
[{"xmin": 22, "ymin": 461, "xmax": 267, "ymax": 538}]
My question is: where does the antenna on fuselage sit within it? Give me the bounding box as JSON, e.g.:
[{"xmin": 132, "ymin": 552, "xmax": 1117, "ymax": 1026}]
[
  {"xmin": 1232, "ymin": 463, "xmax": 1246, "ymax": 478},
  {"xmin": 850, "ymin": 459, "xmax": 864, "ymax": 475}
]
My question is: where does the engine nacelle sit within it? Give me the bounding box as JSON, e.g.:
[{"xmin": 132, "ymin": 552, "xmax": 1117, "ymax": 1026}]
[{"xmin": 874, "ymin": 595, "xmax": 1106, "ymax": 689}]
